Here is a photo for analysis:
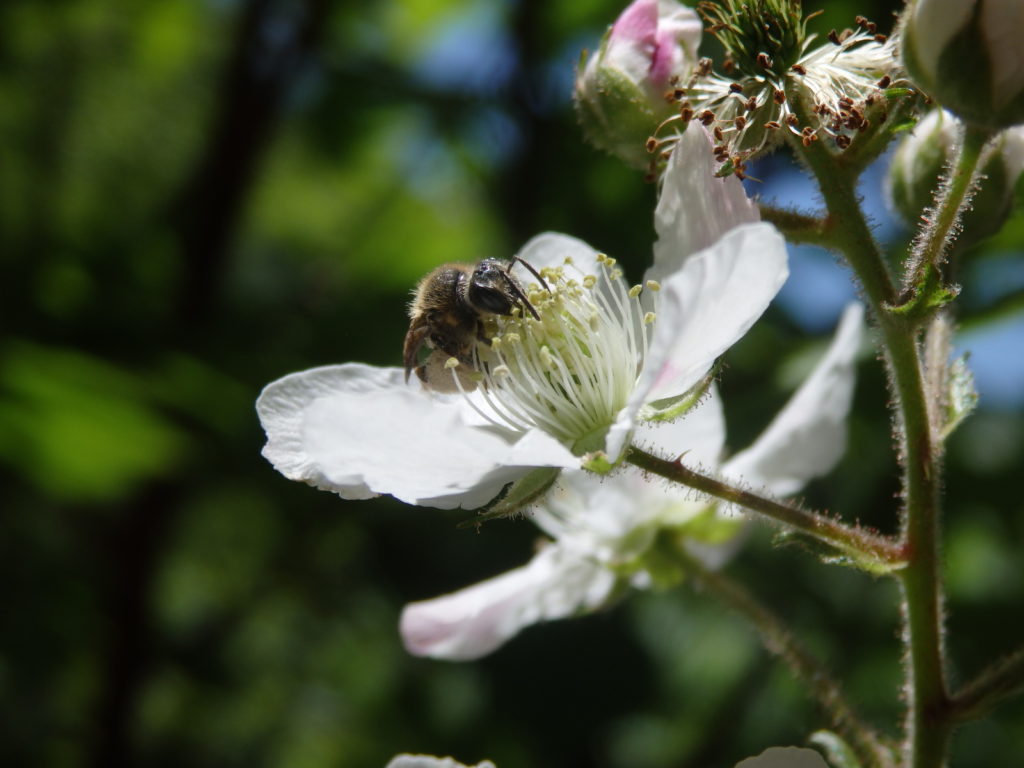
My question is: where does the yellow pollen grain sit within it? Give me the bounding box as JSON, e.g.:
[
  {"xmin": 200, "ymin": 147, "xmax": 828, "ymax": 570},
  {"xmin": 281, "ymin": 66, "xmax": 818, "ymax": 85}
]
[
  {"xmin": 610, "ymin": 269, "xmax": 623, "ymax": 281},
  {"xmin": 490, "ymin": 337, "xmax": 502, "ymax": 350},
  {"xmin": 596, "ymin": 253, "xmax": 608, "ymax": 264},
  {"xmin": 646, "ymin": 280, "xmax": 661, "ymax": 291},
  {"xmin": 540, "ymin": 346, "xmax": 555, "ymax": 368},
  {"xmin": 493, "ymin": 364, "xmax": 510, "ymax": 378},
  {"xmin": 563, "ymin": 256, "xmax": 574, "ymax": 265},
  {"xmin": 644, "ymin": 312, "xmax": 656, "ymax": 325},
  {"xmin": 445, "ymin": 357, "xmax": 460, "ymax": 369},
  {"xmin": 505, "ymin": 333, "xmax": 521, "ymax": 344},
  {"xmin": 629, "ymin": 284, "xmax": 642, "ymax": 298},
  {"xmin": 583, "ymin": 275, "xmax": 597, "ymax": 289}
]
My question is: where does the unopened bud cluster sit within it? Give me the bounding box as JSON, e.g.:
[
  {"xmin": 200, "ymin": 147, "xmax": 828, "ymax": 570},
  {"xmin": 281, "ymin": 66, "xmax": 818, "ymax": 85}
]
[{"xmin": 888, "ymin": 109, "xmax": 1024, "ymax": 249}]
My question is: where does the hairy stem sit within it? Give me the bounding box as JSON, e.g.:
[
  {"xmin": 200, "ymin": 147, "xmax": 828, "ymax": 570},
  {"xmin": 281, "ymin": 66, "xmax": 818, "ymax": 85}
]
[
  {"xmin": 677, "ymin": 547, "xmax": 896, "ymax": 768},
  {"xmin": 786, "ymin": 111, "xmax": 950, "ymax": 767},
  {"xmin": 625, "ymin": 446, "xmax": 905, "ymax": 570},
  {"xmin": 901, "ymin": 123, "xmax": 996, "ymax": 301}
]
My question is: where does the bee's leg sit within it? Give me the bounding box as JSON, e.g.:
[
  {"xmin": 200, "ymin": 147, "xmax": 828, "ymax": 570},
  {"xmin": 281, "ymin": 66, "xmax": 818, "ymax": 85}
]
[
  {"xmin": 403, "ymin": 321, "xmax": 431, "ymax": 383},
  {"xmin": 475, "ymin": 321, "xmax": 492, "ymax": 346}
]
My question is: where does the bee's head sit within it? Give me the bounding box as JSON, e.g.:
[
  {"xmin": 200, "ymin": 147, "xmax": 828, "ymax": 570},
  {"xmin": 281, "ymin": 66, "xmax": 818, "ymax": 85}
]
[{"xmin": 466, "ymin": 259, "xmax": 532, "ymax": 317}]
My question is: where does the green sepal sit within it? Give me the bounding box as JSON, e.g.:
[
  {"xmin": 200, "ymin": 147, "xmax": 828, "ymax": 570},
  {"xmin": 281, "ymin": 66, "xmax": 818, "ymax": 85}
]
[
  {"xmin": 675, "ymin": 504, "xmax": 744, "ymax": 545},
  {"xmin": 774, "ymin": 529, "xmax": 904, "ymax": 576},
  {"xmin": 889, "ymin": 268, "xmax": 959, "ymax": 325},
  {"xmin": 808, "ymin": 731, "xmax": 864, "ymax": 768},
  {"xmin": 638, "ymin": 363, "xmax": 720, "ymax": 423},
  {"xmin": 942, "ymin": 353, "xmax": 977, "ymax": 440},
  {"xmin": 457, "ymin": 467, "xmax": 560, "ymax": 528},
  {"xmin": 581, "ymin": 451, "xmax": 614, "ymax": 474}
]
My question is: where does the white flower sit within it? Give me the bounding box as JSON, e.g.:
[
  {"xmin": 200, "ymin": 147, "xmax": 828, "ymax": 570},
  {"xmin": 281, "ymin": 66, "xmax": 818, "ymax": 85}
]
[
  {"xmin": 256, "ymin": 127, "xmax": 787, "ymax": 510},
  {"xmin": 399, "ymin": 303, "xmax": 864, "ymax": 660},
  {"xmin": 386, "ymin": 755, "xmax": 496, "ymax": 768},
  {"xmin": 902, "ymin": 0, "xmax": 1024, "ymax": 129}
]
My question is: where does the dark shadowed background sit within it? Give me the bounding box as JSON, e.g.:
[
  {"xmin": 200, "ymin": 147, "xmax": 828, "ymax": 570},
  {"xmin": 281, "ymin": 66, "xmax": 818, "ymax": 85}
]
[{"xmin": 2, "ymin": 0, "xmax": 1023, "ymax": 766}]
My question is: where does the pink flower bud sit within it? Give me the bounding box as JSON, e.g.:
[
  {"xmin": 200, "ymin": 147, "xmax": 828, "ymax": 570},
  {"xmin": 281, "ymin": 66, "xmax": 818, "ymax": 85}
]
[{"xmin": 575, "ymin": 0, "xmax": 702, "ymax": 168}]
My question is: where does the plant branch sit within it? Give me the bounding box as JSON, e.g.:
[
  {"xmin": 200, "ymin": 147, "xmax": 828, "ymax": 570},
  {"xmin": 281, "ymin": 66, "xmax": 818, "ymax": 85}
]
[
  {"xmin": 624, "ymin": 446, "xmax": 905, "ymax": 571},
  {"xmin": 759, "ymin": 204, "xmax": 831, "ymax": 247},
  {"xmin": 948, "ymin": 645, "xmax": 1024, "ymax": 724},
  {"xmin": 676, "ymin": 547, "xmax": 897, "ymax": 768}
]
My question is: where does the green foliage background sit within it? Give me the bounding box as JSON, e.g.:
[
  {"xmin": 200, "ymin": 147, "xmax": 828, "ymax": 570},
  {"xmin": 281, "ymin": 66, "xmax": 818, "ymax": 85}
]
[{"xmin": 1, "ymin": 1, "xmax": 1022, "ymax": 766}]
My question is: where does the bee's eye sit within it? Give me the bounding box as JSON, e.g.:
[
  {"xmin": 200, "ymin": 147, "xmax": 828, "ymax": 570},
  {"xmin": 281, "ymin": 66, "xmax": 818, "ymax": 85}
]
[{"xmin": 468, "ymin": 284, "xmax": 513, "ymax": 314}]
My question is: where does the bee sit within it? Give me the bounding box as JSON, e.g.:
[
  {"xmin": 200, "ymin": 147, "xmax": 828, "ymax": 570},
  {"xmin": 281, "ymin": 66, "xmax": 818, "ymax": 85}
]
[{"xmin": 404, "ymin": 257, "xmax": 546, "ymax": 391}]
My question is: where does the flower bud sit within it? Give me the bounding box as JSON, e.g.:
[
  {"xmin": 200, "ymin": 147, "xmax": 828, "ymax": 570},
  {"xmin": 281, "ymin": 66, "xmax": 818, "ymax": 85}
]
[
  {"xmin": 902, "ymin": 0, "xmax": 1024, "ymax": 129},
  {"xmin": 574, "ymin": 0, "xmax": 701, "ymax": 169},
  {"xmin": 888, "ymin": 109, "xmax": 1024, "ymax": 247}
]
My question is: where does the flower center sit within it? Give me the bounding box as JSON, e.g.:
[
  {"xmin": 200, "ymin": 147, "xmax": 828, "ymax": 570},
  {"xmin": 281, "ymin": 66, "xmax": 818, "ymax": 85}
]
[{"xmin": 449, "ymin": 255, "xmax": 657, "ymax": 449}]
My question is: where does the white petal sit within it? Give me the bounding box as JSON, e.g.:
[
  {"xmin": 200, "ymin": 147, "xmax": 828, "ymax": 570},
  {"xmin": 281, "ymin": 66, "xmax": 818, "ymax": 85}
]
[
  {"xmin": 634, "ymin": 383, "xmax": 726, "ymax": 468},
  {"xmin": 608, "ymin": 223, "xmax": 788, "ymax": 458},
  {"xmin": 511, "ymin": 231, "xmax": 603, "ymax": 276},
  {"xmin": 386, "ymin": 756, "xmax": 496, "ymax": 768},
  {"xmin": 400, "ymin": 544, "xmax": 615, "ymax": 660},
  {"xmin": 984, "ymin": 0, "xmax": 1024, "ymax": 109},
  {"xmin": 257, "ymin": 364, "xmax": 572, "ymax": 509},
  {"xmin": 909, "ymin": 0, "xmax": 975, "ymax": 83},
  {"xmin": 723, "ymin": 303, "xmax": 864, "ymax": 495},
  {"xmin": 648, "ymin": 126, "xmax": 760, "ymax": 284}
]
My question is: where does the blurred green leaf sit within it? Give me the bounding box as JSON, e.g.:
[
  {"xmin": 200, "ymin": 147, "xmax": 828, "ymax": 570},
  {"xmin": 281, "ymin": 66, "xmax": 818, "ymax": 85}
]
[{"xmin": 0, "ymin": 342, "xmax": 186, "ymax": 502}]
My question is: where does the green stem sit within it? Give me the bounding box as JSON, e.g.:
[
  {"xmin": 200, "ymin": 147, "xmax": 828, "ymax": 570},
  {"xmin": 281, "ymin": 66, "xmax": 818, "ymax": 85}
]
[
  {"xmin": 786, "ymin": 110, "xmax": 950, "ymax": 767},
  {"xmin": 624, "ymin": 446, "xmax": 905, "ymax": 570},
  {"xmin": 901, "ymin": 123, "xmax": 996, "ymax": 302},
  {"xmin": 675, "ymin": 547, "xmax": 896, "ymax": 768},
  {"xmin": 948, "ymin": 645, "xmax": 1024, "ymax": 725}
]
